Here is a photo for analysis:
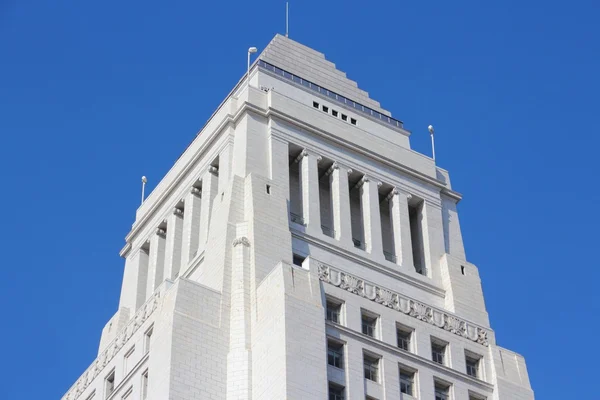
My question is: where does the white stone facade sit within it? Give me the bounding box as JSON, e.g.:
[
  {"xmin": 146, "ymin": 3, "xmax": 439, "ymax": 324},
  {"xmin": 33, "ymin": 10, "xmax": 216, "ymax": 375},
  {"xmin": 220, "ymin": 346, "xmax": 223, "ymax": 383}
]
[{"xmin": 61, "ymin": 34, "xmax": 534, "ymax": 400}]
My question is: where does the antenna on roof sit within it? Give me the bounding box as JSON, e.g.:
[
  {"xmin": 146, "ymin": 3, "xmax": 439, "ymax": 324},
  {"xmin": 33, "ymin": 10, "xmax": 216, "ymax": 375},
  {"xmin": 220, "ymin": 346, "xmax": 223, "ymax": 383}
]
[
  {"xmin": 285, "ymin": 2, "xmax": 289, "ymax": 37},
  {"xmin": 141, "ymin": 176, "xmax": 148, "ymax": 204},
  {"xmin": 428, "ymin": 125, "xmax": 436, "ymax": 162}
]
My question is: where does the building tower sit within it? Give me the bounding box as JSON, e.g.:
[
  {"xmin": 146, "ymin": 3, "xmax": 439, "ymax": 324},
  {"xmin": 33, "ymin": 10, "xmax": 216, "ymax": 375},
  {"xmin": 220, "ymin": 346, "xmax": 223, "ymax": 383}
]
[{"xmin": 61, "ymin": 35, "xmax": 534, "ymax": 400}]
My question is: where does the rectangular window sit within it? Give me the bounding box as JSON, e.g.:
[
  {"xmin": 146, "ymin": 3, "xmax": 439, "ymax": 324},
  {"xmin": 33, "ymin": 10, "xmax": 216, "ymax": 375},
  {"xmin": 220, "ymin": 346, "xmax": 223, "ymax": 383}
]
[
  {"xmin": 341, "ymin": 114, "xmax": 348, "ymax": 121},
  {"xmin": 328, "ymin": 382, "xmax": 345, "ymax": 400},
  {"xmin": 322, "ymin": 105, "xmax": 329, "ymax": 113},
  {"xmin": 435, "ymin": 381, "xmax": 451, "ymax": 400},
  {"xmin": 396, "ymin": 325, "xmax": 413, "ymax": 352},
  {"xmin": 361, "ymin": 310, "xmax": 378, "ymax": 338},
  {"xmin": 104, "ymin": 370, "xmax": 115, "ymax": 399},
  {"xmin": 332, "ymin": 109, "xmax": 339, "ymax": 117},
  {"xmin": 292, "ymin": 254, "xmax": 306, "ymax": 267},
  {"xmin": 363, "ymin": 353, "xmax": 380, "ymax": 382},
  {"xmin": 431, "ymin": 339, "xmax": 447, "ymax": 365},
  {"xmin": 144, "ymin": 326, "xmax": 153, "ymax": 354},
  {"xmin": 141, "ymin": 370, "xmax": 149, "ymax": 400},
  {"xmin": 399, "ymin": 368, "xmax": 415, "ymax": 396},
  {"xmin": 350, "ymin": 118, "xmax": 357, "ymax": 125},
  {"xmin": 313, "ymin": 101, "xmax": 319, "ymax": 108},
  {"xmin": 409, "ymin": 200, "xmax": 426, "ymax": 275},
  {"xmin": 327, "ymin": 340, "xmax": 344, "ymax": 369},
  {"xmin": 469, "ymin": 393, "xmax": 486, "ymax": 400},
  {"xmin": 326, "ymin": 298, "xmax": 343, "ymax": 324},
  {"xmin": 466, "ymin": 353, "xmax": 482, "ymax": 378},
  {"xmin": 123, "ymin": 346, "xmax": 135, "ymax": 375}
]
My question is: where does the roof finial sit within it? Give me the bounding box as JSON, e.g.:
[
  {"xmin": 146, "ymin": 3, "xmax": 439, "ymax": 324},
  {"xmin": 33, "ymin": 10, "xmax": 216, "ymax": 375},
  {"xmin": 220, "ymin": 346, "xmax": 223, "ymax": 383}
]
[{"xmin": 285, "ymin": 2, "xmax": 289, "ymax": 37}]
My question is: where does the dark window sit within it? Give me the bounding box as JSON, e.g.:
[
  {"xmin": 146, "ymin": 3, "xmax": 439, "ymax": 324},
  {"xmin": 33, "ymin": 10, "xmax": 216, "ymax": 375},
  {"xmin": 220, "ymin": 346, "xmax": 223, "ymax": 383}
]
[
  {"xmin": 266, "ymin": 184, "xmax": 271, "ymax": 194},
  {"xmin": 350, "ymin": 118, "xmax": 357, "ymax": 125},
  {"xmin": 432, "ymin": 341, "xmax": 446, "ymax": 365},
  {"xmin": 326, "ymin": 300, "xmax": 342, "ymax": 323},
  {"xmin": 292, "ymin": 254, "xmax": 305, "ymax": 267},
  {"xmin": 399, "ymin": 369, "xmax": 414, "ymax": 395},
  {"xmin": 322, "ymin": 105, "xmax": 329, "ymax": 113},
  {"xmin": 397, "ymin": 327, "xmax": 412, "ymax": 351},
  {"xmin": 435, "ymin": 382, "xmax": 450, "ymax": 400},
  {"xmin": 327, "ymin": 341, "xmax": 344, "ymax": 369},
  {"xmin": 313, "ymin": 101, "xmax": 320, "ymax": 108},
  {"xmin": 341, "ymin": 114, "xmax": 348, "ymax": 121},
  {"xmin": 361, "ymin": 312, "xmax": 377, "ymax": 337},
  {"xmin": 329, "ymin": 383, "xmax": 344, "ymax": 400},
  {"xmin": 332, "ymin": 109, "xmax": 338, "ymax": 117},
  {"xmin": 466, "ymin": 355, "xmax": 480, "ymax": 378},
  {"xmin": 363, "ymin": 354, "xmax": 379, "ymax": 382}
]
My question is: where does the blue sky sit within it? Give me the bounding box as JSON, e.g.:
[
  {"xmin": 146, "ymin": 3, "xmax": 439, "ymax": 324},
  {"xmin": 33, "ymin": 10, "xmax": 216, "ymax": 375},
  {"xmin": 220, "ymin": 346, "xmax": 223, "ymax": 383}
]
[{"xmin": 1, "ymin": 0, "xmax": 598, "ymax": 398}]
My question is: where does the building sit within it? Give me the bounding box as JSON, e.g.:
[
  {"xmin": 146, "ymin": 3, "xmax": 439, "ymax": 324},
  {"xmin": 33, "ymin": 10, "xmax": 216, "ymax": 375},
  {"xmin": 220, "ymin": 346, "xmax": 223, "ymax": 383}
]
[{"xmin": 61, "ymin": 34, "xmax": 534, "ymax": 400}]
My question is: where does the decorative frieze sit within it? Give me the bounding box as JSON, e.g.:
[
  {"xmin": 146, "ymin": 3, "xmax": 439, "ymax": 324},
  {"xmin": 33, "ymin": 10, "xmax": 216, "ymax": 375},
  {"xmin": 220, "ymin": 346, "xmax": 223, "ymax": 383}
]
[
  {"xmin": 317, "ymin": 263, "xmax": 489, "ymax": 346},
  {"xmin": 61, "ymin": 292, "xmax": 161, "ymax": 400}
]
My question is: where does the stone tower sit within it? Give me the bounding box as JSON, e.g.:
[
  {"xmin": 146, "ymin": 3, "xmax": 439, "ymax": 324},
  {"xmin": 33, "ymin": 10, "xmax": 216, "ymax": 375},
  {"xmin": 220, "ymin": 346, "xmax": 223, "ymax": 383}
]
[{"xmin": 61, "ymin": 34, "xmax": 534, "ymax": 400}]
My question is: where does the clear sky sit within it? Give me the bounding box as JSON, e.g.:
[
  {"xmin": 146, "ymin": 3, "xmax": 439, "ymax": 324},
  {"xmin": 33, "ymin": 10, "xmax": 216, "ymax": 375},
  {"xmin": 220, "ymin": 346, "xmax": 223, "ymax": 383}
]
[{"xmin": 1, "ymin": 0, "xmax": 598, "ymax": 398}]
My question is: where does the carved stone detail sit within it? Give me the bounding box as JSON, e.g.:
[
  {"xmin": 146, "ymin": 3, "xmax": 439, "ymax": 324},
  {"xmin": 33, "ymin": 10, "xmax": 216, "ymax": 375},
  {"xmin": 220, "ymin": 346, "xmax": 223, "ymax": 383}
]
[
  {"xmin": 316, "ymin": 262, "xmax": 490, "ymax": 346},
  {"xmin": 173, "ymin": 208, "xmax": 184, "ymax": 217},
  {"xmin": 232, "ymin": 237, "xmax": 250, "ymax": 247},
  {"xmin": 62, "ymin": 292, "xmax": 161, "ymax": 400},
  {"xmin": 156, "ymin": 228, "xmax": 166, "ymax": 238}
]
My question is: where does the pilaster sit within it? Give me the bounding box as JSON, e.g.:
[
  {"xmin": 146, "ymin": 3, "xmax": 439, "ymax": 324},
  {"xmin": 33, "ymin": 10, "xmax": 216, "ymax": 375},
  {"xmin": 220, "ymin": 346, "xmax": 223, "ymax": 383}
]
[
  {"xmin": 298, "ymin": 149, "xmax": 322, "ymax": 234},
  {"xmin": 387, "ymin": 188, "xmax": 413, "ymax": 268},
  {"xmin": 358, "ymin": 175, "xmax": 383, "ymax": 257},
  {"xmin": 328, "ymin": 162, "xmax": 353, "ymax": 247},
  {"xmin": 163, "ymin": 207, "xmax": 184, "ymax": 280},
  {"xmin": 180, "ymin": 186, "xmax": 202, "ymax": 268},
  {"xmin": 198, "ymin": 167, "xmax": 219, "ymax": 253},
  {"xmin": 118, "ymin": 247, "xmax": 149, "ymax": 313},
  {"xmin": 146, "ymin": 228, "xmax": 166, "ymax": 298}
]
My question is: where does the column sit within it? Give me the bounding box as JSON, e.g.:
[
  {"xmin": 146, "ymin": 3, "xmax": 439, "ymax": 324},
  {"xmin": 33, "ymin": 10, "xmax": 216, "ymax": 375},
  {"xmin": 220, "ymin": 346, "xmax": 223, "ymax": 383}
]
[
  {"xmin": 146, "ymin": 228, "xmax": 166, "ymax": 298},
  {"xmin": 180, "ymin": 186, "xmax": 202, "ymax": 268},
  {"xmin": 298, "ymin": 149, "xmax": 321, "ymax": 233},
  {"xmin": 198, "ymin": 166, "xmax": 219, "ymax": 251},
  {"xmin": 118, "ymin": 247, "xmax": 149, "ymax": 313},
  {"xmin": 359, "ymin": 175, "xmax": 383, "ymax": 256},
  {"xmin": 421, "ymin": 201, "xmax": 445, "ymax": 279},
  {"xmin": 387, "ymin": 188, "xmax": 413, "ymax": 268},
  {"xmin": 328, "ymin": 162, "xmax": 353, "ymax": 246},
  {"xmin": 163, "ymin": 207, "xmax": 184, "ymax": 280},
  {"xmin": 226, "ymin": 234, "xmax": 252, "ymax": 399}
]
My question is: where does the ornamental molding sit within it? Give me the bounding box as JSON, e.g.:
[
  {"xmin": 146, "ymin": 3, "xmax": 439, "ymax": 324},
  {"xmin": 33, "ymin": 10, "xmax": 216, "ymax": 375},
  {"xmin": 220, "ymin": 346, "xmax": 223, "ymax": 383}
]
[
  {"xmin": 190, "ymin": 187, "xmax": 202, "ymax": 197},
  {"xmin": 173, "ymin": 208, "xmax": 184, "ymax": 217},
  {"xmin": 232, "ymin": 237, "xmax": 251, "ymax": 247},
  {"xmin": 156, "ymin": 228, "xmax": 166, "ymax": 238},
  {"xmin": 317, "ymin": 263, "xmax": 489, "ymax": 346},
  {"xmin": 208, "ymin": 165, "xmax": 219, "ymax": 175},
  {"xmin": 325, "ymin": 162, "xmax": 353, "ymax": 177},
  {"xmin": 294, "ymin": 149, "xmax": 322, "ymax": 164},
  {"xmin": 62, "ymin": 292, "xmax": 161, "ymax": 400}
]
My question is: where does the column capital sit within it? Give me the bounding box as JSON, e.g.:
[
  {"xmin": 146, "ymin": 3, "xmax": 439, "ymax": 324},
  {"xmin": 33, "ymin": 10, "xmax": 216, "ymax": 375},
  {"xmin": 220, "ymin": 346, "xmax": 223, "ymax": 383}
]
[
  {"xmin": 173, "ymin": 208, "xmax": 184, "ymax": 217},
  {"xmin": 190, "ymin": 186, "xmax": 202, "ymax": 197},
  {"xmin": 356, "ymin": 175, "xmax": 382, "ymax": 189},
  {"xmin": 326, "ymin": 161, "xmax": 353, "ymax": 176},
  {"xmin": 294, "ymin": 149, "xmax": 322, "ymax": 164},
  {"xmin": 156, "ymin": 228, "xmax": 166, "ymax": 238},
  {"xmin": 232, "ymin": 237, "xmax": 251, "ymax": 247},
  {"xmin": 207, "ymin": 165, "xmax": 219, "ymax": 176}
]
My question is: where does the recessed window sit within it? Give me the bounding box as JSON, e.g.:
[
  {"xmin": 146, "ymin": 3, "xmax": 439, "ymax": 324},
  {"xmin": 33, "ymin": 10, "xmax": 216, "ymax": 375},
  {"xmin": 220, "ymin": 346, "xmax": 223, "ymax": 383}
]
[
  {"xmin": 461, "ymin": 265, "xmax": 466, "ymax": 275},
  {"xmin": 123, "ymin": 346, "xmax": 135, "ymax": 375},
  {"xmin": 322, "ymin": 105, "xmax": 329, "ymax": 113},
  {"xmin": 435, "ymin": 381, "xmax": 451, "ymax": 400},
  {"xmin": 144, "ymin": 326, "xmax": 153, "ymax": 354},
  {"xmin": 141, "ymin": 370, "xmax": 149, "ymax": 399},
  {"xmin": 431, "ymin": 338, "xmax": 447, "ymax": 365},
  {"xmin": 328, "ymin": 382, "xmax": 345, "ymax": 400},
  {"xmin": 104, "ymin": 370, "xmax": 115, "ymax": 399},
  {"xmin": 363, "ymin": 353, "xmax": 380, "ymax": 382},
  {"xmin": 350, "ymin": 118, "xmax": 357, "ymax": 125},
  {"xmin": 399, "ymin": 367, "xmax": 416, "ymax": 396},
  {"xmin": 469, "ymin": 393, "xmax": 486, "ymax": 400},
  {"xmin": 326, "ymin": 298, "xmax": 343, "ymax": 324},
  {"xmin": 332, "ymin": 109, "xmax": 338, "ymax": 117},
  {"xmin": 466, "ymin": 352, "xmax": 482, "ymax": 378},
  {"xmin": 327, "ymin": 340, "xmax": 344, "ymax": 369},
  {"xmin": 313, "ymin": 101, "xmax": 320, "ymax": 108},
  {"xmin": 266, "ymin": 184, "xmax": 271, "ymax": 194},
  {"xmin": 396, "ymin": 324, "xmax": 413, "ymax": 352},
  {"xmin": 361, "ymin": 310, "xmax": 378, "ymax": 338},
  {"xmin": 341, "ymin": 114, "xmax": 348, "ymax": 121},
  {"xmin": 292, "ymin": 254, "xmax": 305, "ymax": 267}
]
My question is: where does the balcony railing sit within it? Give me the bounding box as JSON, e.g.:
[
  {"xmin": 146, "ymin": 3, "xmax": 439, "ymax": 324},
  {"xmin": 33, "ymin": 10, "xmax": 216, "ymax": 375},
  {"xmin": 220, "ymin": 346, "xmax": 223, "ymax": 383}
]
[
  {"xmin": 290, "ymin": 212, "xmax": 305, "ymax": 226},
  {"xmin": 321, "ymin": 225, "xmax": 336, "ymax": 238},
  {"xmin": 258, "ymin": 60, "xmax": 404, "ymax": 129},
  {"xmin": 383, "ymin": 251, "xmax": 397, "ymax": 263}
]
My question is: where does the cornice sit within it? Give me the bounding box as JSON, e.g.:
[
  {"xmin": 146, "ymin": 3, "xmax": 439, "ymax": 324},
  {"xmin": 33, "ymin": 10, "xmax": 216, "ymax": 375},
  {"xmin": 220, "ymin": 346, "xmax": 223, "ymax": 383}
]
[
  {"xmin": 318, "ymin": 262, "xmax": 489, "ymax": 347},
  {"xmin": 326, "ymin": 322, "xmax": 494, "ymax": 391},
  {"xmin": 290, "ymin": 229, "xmax": 445, "ymax": 298}
]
